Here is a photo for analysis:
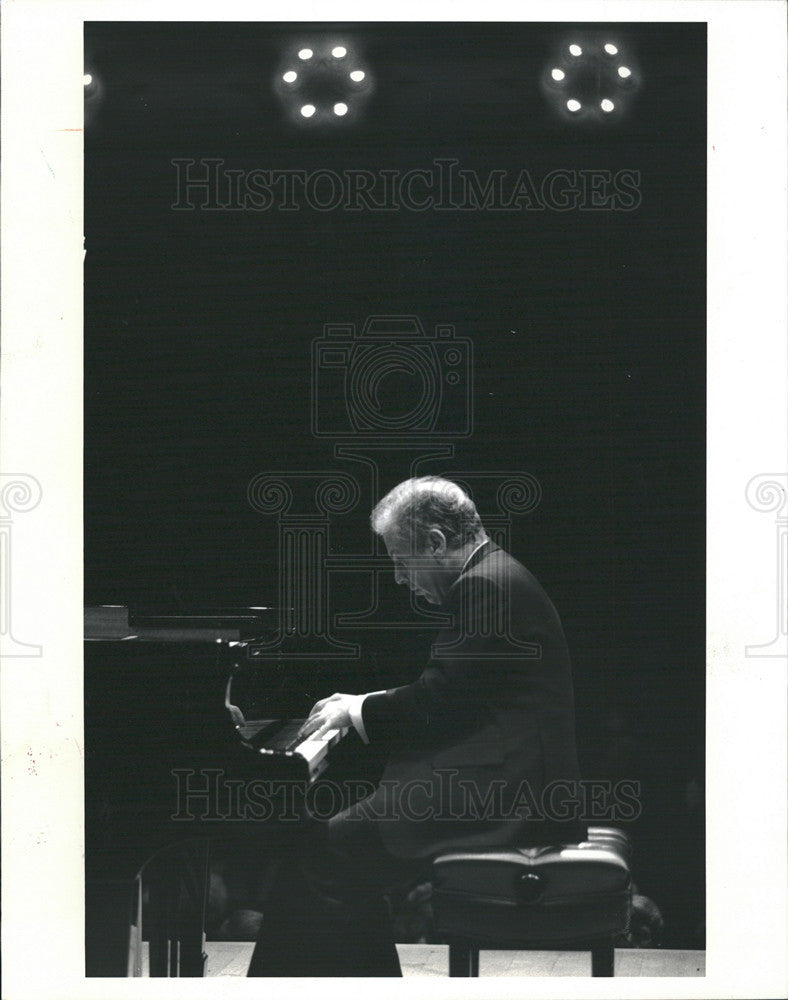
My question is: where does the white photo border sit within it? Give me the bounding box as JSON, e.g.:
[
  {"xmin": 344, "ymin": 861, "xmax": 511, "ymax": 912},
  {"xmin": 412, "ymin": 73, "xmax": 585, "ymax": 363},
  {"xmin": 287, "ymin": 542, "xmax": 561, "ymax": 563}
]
[{"xmin": 1, "ymin": 2, "xmax": 786, "ymax": 998}]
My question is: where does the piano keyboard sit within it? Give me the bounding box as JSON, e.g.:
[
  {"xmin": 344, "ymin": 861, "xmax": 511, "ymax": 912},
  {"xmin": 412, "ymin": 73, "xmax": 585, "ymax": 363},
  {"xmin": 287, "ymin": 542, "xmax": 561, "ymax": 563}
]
[
  {"xmin": 235, "ymin": 717, "xmax": 347, "ymax": 782},
  {"xmin": 257, "ymin": 720, "xmax": 305, "ymax": 753}
]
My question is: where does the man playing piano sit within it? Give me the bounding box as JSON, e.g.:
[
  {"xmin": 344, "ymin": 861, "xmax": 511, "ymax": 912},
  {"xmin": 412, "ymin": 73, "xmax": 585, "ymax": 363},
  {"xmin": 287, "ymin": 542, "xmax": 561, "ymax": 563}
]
[{"xmin": 248, "ymin": 476, "xmax": 581, "ymax": 976}]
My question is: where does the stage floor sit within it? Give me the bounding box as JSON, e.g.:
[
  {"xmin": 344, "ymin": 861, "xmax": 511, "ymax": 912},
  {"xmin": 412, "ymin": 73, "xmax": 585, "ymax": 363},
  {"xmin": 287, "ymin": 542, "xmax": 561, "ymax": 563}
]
[{"xmin": 202, "ymin": 942, "xmax": 706, "ymax": 977}]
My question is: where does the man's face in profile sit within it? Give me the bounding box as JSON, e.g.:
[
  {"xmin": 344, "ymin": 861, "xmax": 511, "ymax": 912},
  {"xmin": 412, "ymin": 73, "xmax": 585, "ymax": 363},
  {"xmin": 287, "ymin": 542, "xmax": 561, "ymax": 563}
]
[{"xmin": 380, "ymin": 525, "xmax": 446, "ymax": 605}]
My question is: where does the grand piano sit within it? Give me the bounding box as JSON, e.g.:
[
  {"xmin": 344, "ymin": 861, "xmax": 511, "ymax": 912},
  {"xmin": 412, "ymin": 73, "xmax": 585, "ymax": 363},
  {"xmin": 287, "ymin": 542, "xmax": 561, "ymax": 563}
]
[{"xmin": 84, "ymin": 605, "xmax": 372, "ymax": 976}]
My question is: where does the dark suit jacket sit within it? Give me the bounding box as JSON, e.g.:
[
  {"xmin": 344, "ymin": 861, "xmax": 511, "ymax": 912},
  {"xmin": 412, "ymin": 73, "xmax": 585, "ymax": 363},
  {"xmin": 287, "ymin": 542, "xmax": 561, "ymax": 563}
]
[{"xmin": 358, "ymin": 540, "xmax": 581, "ymax": 858}]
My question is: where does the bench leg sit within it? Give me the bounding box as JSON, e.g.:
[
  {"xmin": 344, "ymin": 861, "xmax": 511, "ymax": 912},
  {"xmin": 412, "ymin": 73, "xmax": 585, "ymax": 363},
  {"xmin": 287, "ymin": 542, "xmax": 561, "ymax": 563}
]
[
  {"xmin": 449, "ymin": 941, "xmax": 479, "ymax": 977},
  {"xmin": 591, "ymin": 940, "xmax": 615, "ymax": 977}
]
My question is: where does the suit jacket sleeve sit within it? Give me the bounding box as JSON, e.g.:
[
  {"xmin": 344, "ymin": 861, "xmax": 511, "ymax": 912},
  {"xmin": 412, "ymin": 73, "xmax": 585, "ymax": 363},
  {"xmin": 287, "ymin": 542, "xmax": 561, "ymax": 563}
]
[{"xmin": 361, "ymin": 573, "xmax": 538, "ymax": 746}]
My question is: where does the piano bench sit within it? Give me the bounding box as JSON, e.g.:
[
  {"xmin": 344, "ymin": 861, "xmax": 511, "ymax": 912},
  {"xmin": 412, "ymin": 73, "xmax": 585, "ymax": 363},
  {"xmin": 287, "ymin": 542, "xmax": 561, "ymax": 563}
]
[{"xmin": 431, "ymin": 826, "xmax": 633, "ymax": 977}]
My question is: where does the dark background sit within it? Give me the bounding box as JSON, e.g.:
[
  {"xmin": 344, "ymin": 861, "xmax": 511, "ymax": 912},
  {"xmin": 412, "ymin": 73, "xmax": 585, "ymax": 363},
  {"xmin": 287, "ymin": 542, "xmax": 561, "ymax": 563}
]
[{"xmin": 84, "ymin": 22, "xmax": 705, "ymax": 947}]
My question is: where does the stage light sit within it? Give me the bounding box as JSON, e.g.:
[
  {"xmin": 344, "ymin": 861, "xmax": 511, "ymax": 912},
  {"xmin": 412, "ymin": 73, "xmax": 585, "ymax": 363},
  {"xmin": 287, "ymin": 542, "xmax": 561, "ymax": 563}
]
[
  {"xmin": 544, "ymin": 37, "xmax": 640, "ymax": 123},
  {"xmin": 278, "ymin": 40, "xmax": 372, "ymax": 124},
  {"xmin": 83, "ymin": 68, "xmax": 102, "ymax": 125}
]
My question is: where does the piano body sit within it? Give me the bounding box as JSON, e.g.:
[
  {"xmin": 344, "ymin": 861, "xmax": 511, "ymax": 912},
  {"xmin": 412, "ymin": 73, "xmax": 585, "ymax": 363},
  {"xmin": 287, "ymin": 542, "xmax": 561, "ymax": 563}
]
[{"xmin": 84, "ymin": 605, "xmax": 362, "ymax": 976}]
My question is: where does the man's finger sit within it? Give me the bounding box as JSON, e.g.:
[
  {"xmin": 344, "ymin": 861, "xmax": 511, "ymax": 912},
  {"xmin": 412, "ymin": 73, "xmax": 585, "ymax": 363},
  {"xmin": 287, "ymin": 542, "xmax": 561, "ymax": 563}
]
[
  {"xmin": 309, "ymin": 692, "xmax": 341, "ymax": 715},
  {"xmin": 299, "ymin": 715, "xmax": 322, "ymax": 738}
]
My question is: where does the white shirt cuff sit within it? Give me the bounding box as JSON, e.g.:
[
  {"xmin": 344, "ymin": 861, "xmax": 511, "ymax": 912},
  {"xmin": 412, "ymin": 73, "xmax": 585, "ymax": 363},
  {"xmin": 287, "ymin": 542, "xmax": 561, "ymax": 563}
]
[{"xmin": 348, "ymin": 691, "xmax": 385, "ymax": 744}]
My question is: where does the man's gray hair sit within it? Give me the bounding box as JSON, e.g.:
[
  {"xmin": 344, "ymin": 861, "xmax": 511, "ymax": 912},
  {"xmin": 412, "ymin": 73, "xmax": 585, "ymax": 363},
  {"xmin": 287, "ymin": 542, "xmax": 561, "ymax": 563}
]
[{"xmin": 370, "ymin": 476, "xmax": 484, "ymax": 550}]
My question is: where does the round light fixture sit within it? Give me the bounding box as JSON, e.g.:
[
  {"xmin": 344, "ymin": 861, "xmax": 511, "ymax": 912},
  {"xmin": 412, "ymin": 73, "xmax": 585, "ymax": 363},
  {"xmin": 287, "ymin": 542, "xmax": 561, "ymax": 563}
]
[
  {"xmin": 278, "ymin": 42, "xmax": 373, "ymax": 124},
  {"xmin": 83, "ymin": 73, "xmax": 93, "ymax": 86},
  {"xmin": 544, "ymin": 39, "xmax": 639, "ymax": 122}
]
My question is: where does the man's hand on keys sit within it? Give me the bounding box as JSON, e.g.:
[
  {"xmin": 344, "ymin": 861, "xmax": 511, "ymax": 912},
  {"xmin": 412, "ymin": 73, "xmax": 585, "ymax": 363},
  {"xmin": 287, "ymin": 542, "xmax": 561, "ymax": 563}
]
[{"xmin": 298, "ymin": 693, "xmax": 353, "ymax": 740}]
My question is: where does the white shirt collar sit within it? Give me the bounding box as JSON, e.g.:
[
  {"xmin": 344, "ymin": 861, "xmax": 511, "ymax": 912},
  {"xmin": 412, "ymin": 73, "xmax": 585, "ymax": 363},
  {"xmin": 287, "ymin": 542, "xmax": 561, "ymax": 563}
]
[{"xmin": 460, "ymin": 538, "xmax": 490, "ymax": 573}]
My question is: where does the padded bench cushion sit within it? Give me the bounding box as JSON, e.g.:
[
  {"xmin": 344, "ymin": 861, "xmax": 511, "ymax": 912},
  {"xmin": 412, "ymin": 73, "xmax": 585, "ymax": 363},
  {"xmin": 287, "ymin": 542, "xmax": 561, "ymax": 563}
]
[{"xmin": 431, "ymin": 827, "xmax": 632, "ymax": 944}]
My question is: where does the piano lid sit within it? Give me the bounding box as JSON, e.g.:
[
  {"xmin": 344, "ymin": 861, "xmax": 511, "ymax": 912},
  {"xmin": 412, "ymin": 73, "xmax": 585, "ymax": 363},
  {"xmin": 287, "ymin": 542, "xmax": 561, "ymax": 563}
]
[{"xmin": 85, "ymin": 605, "xmax": 279, "ymax": 642}]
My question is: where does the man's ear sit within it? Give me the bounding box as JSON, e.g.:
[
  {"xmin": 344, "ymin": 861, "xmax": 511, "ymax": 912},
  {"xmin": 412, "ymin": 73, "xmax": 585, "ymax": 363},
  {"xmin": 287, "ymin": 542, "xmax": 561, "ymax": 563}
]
[{"xmin": 427, "ymin": 528, "xmax": 447, "ymax": 556}]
